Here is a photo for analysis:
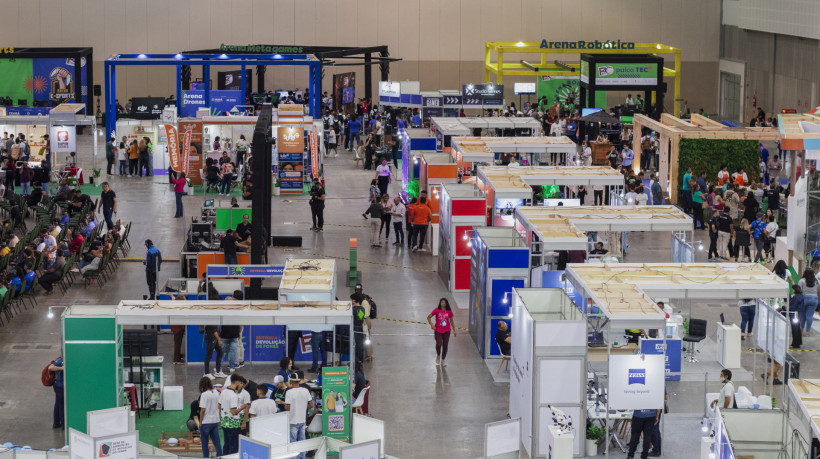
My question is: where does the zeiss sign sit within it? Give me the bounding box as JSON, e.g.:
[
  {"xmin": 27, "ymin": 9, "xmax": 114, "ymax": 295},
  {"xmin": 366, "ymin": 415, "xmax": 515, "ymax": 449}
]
[{"xmin": 628, "ymin": 369, "xmax": 646, "ymax": 385}]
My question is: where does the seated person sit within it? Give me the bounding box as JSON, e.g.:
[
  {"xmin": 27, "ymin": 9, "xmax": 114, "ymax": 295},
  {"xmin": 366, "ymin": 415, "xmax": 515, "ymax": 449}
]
[
  {"xmin": 242, "ymin": 179, "xmax": 253, "ymax": 200},
  {"xmin": 204, "ymin": 158, "xmax": 221, "ymax": 192},
  {"xmin": 78, "ymin": 243, "xmax": 103, "ymax": 272},
  {"xmin": 53, "ymin": 180, "xmax": 71, "ymax": 202},
  {"xmin": 68, "ymin": 190, "xmax": 92, "ymax": 215},
  {"xmin": 0, "ymin": 242, "xmax": 9, "ymax": 257},
  {"xmin": 81, "ymin": 213, "xmax": 98, "ymax": 238},
  {"xmin": 186, "ymin": 398, "xmax": 200, "ymax": 431},
  {"xmin": 625, "ymin": 328, "xmax": 647, "ymax": 344},
  {"xmin": 67, "ymin": 228, "xmax": 84, "ymax": 255},
  {"xmin": 589, "ymin": 242, "xmax": 609, "ymax": 255},
  {"xmin": 9, "ymin": 205, "xmax": 22, "ymax": 225},
  {"xmin": 352, "ymin": 363, "xmax": 368, "ymax": 400},
  {"xmin": 495, "ymin": 321, "xmax": 512, "ymax": 356},
  {"xmin": 230, "ymin": 197, "xmax": 239, "ymax": 208},
  {"xmin": 26, "ymin": 182, "xmax": 44, "ymax": 206},
  {"xmin": 39, "ymin": 250, "xmax": 66, "ymax": 295},
  {"xmin": 7, "ymin": 233, "xmax": 19, "ymax": 249},
  {"xmin": 50, "ymin": 219, "xmax": 62, "ymax": 238}
]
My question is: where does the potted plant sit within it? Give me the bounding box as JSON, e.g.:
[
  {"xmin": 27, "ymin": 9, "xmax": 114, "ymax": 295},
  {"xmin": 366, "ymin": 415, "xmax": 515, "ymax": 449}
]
[
  {"xmin": 91, "ymin": 168, "xmax": 101, "ymax": 185},
  {"xmin": 274, "ymin": 178, "xmax": 280, "ymax": 196},
  {"xmin": 586, "ymin": 425, "xmax": 605, "ymax": 457}
]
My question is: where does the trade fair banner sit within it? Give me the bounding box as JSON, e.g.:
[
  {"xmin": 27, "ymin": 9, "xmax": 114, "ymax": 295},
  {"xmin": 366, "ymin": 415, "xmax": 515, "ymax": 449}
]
[
  {"xmin": 333, "ymin": 72, "xmax": 356, "ymax": 113},
  {"xmin": 180, "ymin": 90, "xmax": 243, "ymax": 117},
  {"xmin": 32, "ymin": 57, "xmax": 88, "ymax": 106},
  {"xmin": 594, "ymin": 62, "xmax": 659, "ymax": 86},
  {"xmin": 608, "ymin": 354, "xmax": 665, "ymax": 410},
  {"xmin": 165, "ymin": 124, "xmax": 180, "ymax": 171},
  {"xmin": 238, "ymin": 436, "xmax": 270, "ymax": 459},
  {"xmin": 50, "ymin": 125, "xmax": 76, "ymax": 154},
  {"xmin": 310, "ymin": 129, "xmax": 319, "ymax": 179},
  {"xmin": 278, "ymin": 125, "xmax": 304, "ymax": 192},
  {"xmin": 130, "ymin": 97, "xmax": 164, "ymax": 120},
  {"xmin": 182, "ymin": 129, "xmax": 192, "ymax": 175},
  {"xmin": 537, "ymin": 76, "xmax": 606, "ymax": 110},
  {"xmin": 322, "ymin": 366, "xmax": 351, "ymax": 442}
]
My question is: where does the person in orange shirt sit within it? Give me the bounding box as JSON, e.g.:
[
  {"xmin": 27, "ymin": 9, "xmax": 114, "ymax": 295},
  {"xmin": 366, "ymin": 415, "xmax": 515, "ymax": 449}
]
[
  {"xmin": 411, "ymin": 197, "xmax": 432, "ymax": 252},
  {"xmin": 419, "ymin": 189, "xmax": 434, "ymax": 210},
  {"xmin": 717, "ymin": 164, "xmax": 730, "ymax": 186},
  {"xmin": 128, "ymin": 140, "xmax": 139, "ymax": 176}
]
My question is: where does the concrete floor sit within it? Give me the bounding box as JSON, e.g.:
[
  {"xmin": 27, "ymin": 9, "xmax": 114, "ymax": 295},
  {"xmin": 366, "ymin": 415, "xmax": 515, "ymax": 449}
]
[{"xmin": 0, "ymin": 130, "xmax": 811, "ymax": 458}]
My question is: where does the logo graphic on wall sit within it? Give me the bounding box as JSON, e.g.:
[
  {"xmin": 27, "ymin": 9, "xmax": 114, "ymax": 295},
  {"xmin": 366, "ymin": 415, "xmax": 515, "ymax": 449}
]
[
  {"xmin": 49, "ymin": 67, "xmax": 73, "ymax": 101},
  {"xmin": 542, "ymin": 77, "xmax": 580, "ymax": 107},
  {"xmin": 628, "ymin": 369, "xmax": 646, "ymax": 385},
  {"xmin": 98, "ymin": 442, "xmax": 112, "ymax": 458},
  {"xmin": 282, "ymin": 131, "xmax": 299, "ymax": 142},
  {"xmin": 56, "ymin": 130, "xmax": 69, "ymax": 142},
  {"xmin": 598, "ymin": 66, "xmax": 614, "ymax": 77}
]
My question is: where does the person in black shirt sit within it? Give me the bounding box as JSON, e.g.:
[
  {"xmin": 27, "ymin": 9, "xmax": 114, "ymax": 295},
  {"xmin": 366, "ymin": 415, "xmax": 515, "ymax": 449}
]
[
  {"xmin": 204, "ymin": 159, "xmax": 220, "ymax": 193},
  {"xmin": 309, "ymin": 179, "xmax": 325, "ymax": 231},
  {"xmin": 220, "ymin": 229, "xmax": 238, "ymax": 265},
  {"xmin": 495, "ymin": 321, "xmax": 511, "ymax": 356},
  {"xmin": 351, "ymin": 293, "xmax": 367, "ymax": 364},
  {"xmin": 203, "ymin": 325, "xmax": 225, "ymax": 377},
  {"xmin": 187, "ymin": 399, "xmax": 200, "ymax": 431},
  {"xmin": 590, "ymin": 242, "xmax": 609, "ymax": 255},
  {"xmin": 607, "ymin": 145, "xmax": 619, "ymax": 169},
  {"xmin": 26, "ymin": 182, "xmax": 44, "ymax": 207},
  {"xmin": 708, "ymin": 210, "xmax": 720, "ymax": 260},
  {"xmin": 235, "ymin": 214, "xmax": 251, "ymax": 242},
  {"xmin": 390, "ymin": 133, "xmax": 399, "ymax": 169},
  {"xmin": 352, "ymin": 363, "xmax": 367, "ymax": 399},
  {"xmin": 68, "ymin": 190, "xmax": 92, "ymax": 215},
  {"xmin": 716, "ymin": 210, "xmax": 734, "ymax": 260},
  {"xmin": 97, "ymin": 182, "xmax": 117, "ymax": 231}
]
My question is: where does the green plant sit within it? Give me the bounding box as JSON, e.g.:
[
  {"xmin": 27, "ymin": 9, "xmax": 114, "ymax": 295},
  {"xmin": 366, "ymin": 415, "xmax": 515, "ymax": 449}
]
[
  {"xmin": 677, "ymin": 138, "xmax": 760, "ymax": 205},
  {"xmin": 586, "ymin": 424, "xmax": 605, "ymax": 445},
  {"xmin": 682, "ymin": 318, "xmax": 690, "ymax": 335},
  {"xmin": 406, "ymin": 178, "xmax": 420, "ymax": 198},
  {"xmin": 92, "ymin": 168, "xmax": 101, "ymax": 177}
]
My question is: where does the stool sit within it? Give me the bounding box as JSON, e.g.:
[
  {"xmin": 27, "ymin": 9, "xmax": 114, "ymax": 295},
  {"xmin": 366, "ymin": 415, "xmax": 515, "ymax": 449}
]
[{"xmin": 497, "ymin": 355, "xmax": 510, "ymax": 374}]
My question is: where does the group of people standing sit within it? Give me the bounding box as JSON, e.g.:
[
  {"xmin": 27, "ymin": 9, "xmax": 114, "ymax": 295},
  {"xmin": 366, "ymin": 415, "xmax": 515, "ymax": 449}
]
[
  {"xmin": 106, "ymin": 135, "xmax": 154, "ymax": 177},
  {"xmin": 362, "ymin": 188, "xmax": 431, "ymax": 251}
]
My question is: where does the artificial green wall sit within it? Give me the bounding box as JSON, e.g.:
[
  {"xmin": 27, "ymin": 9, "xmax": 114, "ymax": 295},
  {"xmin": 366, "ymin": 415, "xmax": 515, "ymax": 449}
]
[
  {"xmin": 215, "ymin": 208, "xmax": 252, "ymax": 231},
  {"xmin": 677, "ymin": 138, "xmax": 761, "ymax": 202},
  {"xmin": 64, "ymin": 316, "xmax": 122, "ymax": 440}
]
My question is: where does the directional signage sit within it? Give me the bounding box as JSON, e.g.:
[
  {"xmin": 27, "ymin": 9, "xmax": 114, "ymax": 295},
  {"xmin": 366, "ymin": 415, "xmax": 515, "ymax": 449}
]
[
  {"xmin": 462, "ymin": 84, "xmax": 504, "ymax": 106},
  {"xmin": 422, "ymin": 96, "xmax": 443, "ymax": 108},
  {"xmin": 463, "ymin": 96, "xmax": 482, "ymax": 106},
  {"xmin": 206, "ymin": 265, "xmax": 285, "ymax": 277},
  {"xmin": 443, "ymin": 95, "xmax": 463, "ymax": 106}
]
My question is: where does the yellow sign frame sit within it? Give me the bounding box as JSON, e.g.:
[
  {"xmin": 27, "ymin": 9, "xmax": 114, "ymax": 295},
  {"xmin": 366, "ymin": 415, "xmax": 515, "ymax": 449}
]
[{"xmin": 484, "ymin": 41, "xmax": 682, "ymax": 115}]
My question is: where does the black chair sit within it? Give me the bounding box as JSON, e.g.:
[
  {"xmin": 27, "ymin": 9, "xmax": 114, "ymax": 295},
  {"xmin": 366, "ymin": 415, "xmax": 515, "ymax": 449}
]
[{"xmin": 683, "ymin": 318, "xmax": 707, "ymax": 362}]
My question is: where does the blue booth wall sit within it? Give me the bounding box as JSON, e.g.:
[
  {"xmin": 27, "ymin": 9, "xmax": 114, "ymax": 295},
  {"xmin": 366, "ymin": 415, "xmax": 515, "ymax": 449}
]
[
  {"xmin": 187, "ymin": 325, "xmax": 315, "ymax": 364},
  {"xmin": 640, "ymin": 338, "xmax": 682, "ymax": 381},
  {"xmin": 541, "ymin": 270, "xmax": 588, "ymax": 313}
]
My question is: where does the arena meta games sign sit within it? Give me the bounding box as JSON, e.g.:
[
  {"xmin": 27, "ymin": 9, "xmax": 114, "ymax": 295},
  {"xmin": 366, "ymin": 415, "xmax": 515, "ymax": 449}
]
[{"xmin": 218, "ymin": 44, "xmax": 304, "ymax": 53}]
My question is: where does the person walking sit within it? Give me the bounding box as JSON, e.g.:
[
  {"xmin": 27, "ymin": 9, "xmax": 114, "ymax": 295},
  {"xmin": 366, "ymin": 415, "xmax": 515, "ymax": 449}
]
[
  {"xmin": 708, "ymin": 210, "xmax": 720, "ymax": 261},
  {"xmin": 362, "ymin": 195, "xmax": 384, "ymax": 247},
  {"xmin": 143, "ymin": 239, "xmax": 162, "ymax": 300},
  {"xmin": 284, "ymin": 376, "xmax": 313, "ymax": 459},
  {"xmin": 309, "ymin": 178, "xmax": 325, "ymax": 232},
  {"xmin": 19, "ymin": 162, "xmax": 33, "ymax": 195},
  {"xmin": 203, "ymin": 325, "xmax": 227, "ymax": 378},
  {"xmin": 219, "ymin": 160, "xmax": 234, "ymax": 196},
  {"xmin": 348, "ymin": 116, "xmax": 361, "ymax": 151},
  {"xmin": 48, "ymin": 356, "xmax": 65, "ymax": 429},
  {"xmin": 137, "ymin": 138, "xmax": 148, "ymax": 177},
  {"xmin": 391, "ymin": 196, "xmax": 405, "ymax": 246},
  {"xmin": 197, "ymin": 377, "xmax": 222, "ymax": 458},
  {"xmin": 412, "ymin": 197, "xmax": 432, "ymax": 252},
  {"xmin": 378, "ymin": 194, "xmax": 392, "ymax": 244},
  {"xmin": 750, "ymin": 212, "xmax": 767, "ymax": 262},
  {"xmin": 146, "ymin": 138, "xmax": 155, "ymax": 176},
  {"xmin": 218, "ymin": 374, "xmax": 243, "ymax": 455},
  {"xmin": 171, "ymin": 172, "xmax": 186, "ymax": 218},
  {"xmin": 96, "ymin": 182, "xmax": 117, "ymax": 231},
  {"xmin": 105, "ymin": 136, "xmax": 116, "ymax": 175},
  {"xmin": 327, "ymin": 126, "xmax": 338, "ymax": 157},
  {"xmin": 798, "ymin": 269, "xmax": 819, "ymax": 336},
  {"xmin": 375, "ymin": 159, "xmax": 391, "ymax": 196},
  {"xmin": 220, "ymin": 325, "xmax": 242, "ymax": 373},
  {"xmin": 427, "ymin": 298, "xmax": 456, "ymax": 367}
]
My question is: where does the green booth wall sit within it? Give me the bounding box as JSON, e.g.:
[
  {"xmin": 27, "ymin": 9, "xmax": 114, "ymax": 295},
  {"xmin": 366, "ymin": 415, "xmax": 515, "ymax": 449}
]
[{"xmin": 677, "ymin": 138, "xmax": 761, "ymax": 205}]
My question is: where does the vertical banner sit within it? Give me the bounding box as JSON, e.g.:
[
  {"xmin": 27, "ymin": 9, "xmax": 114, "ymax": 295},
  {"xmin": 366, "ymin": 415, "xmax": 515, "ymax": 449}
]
[
  {"xmin": 165, "ymin": 124, "xmax": 180, "ymax": 171},
  {"xmin": 182, "ymin": 130, "xmax": 192, "ymax": 174},
  {"xmin": 277, "ymin": 126, "xmax": 304, "ymax": 193},
  {"xmin": 310, "ymin": 129, "xmax": 318, "ymax": 179},
  {"xmin": 50, "ymin": 125, "xmax": 77, "ymax": 153},
  {"xmin": 321, "ymin": 366, "xmax": 351, "ymax": 442}
]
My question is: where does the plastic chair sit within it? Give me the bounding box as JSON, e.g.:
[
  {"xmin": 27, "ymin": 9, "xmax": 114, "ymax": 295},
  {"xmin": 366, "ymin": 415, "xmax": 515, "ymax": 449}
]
[
  {"xmin": 495, "ymin": 337, "xmax": 510, "ymax": 373},
  {"xmin": 353, "ymin": 147, "xmax": 364, "ymax": 168},
  {"xmin": 351, "ymin": 386, "xmax": 369, "ymax": 415},
  {"xmin": 307, "ymin": 413, "xmax": 323, "ymax": 437}
]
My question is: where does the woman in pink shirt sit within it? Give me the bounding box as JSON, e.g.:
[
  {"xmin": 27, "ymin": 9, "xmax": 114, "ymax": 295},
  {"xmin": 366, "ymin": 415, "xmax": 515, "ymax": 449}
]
[
  {"xmin": 171, "ymin": 172, "xmax": 186, "ymax": 218},
  {"xmin": 426, "ymin": 298, "xmax": 456, "ymax": 367}
]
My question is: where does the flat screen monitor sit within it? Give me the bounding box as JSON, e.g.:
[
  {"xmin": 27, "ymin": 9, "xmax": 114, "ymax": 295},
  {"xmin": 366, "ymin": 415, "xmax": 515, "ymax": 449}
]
[
  {"xmin": 582, "ymin": 108, "xmax": 603, "ymax": 117},
  {"xmin": 122, "ymin": 330, "xmax": 157, "ymax": 357},
  {"xmin": 204, "ymin": 199, "xmax": 214, "ymax": 208},
  {"xmin": 513, "ymin": 82, "xmax": 536, "ymax": 95}
]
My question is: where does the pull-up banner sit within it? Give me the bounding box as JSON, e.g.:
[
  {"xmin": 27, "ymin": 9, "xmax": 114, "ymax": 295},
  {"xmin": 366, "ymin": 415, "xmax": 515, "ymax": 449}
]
[{"xmin": 165, "ymin": 124, "xmax": 180, "ymax": 171}]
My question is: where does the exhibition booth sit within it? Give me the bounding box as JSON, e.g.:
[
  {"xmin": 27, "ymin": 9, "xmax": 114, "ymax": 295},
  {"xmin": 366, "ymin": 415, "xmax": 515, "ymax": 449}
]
[
  {"xmin": 451, "ymin": 136, "xmax": 577, "ymax": 174},
  {"xmin": 437, "ymin": 183, "xmax": 487, "ymax": 293},
  {"xmin": 418, "ymin": 152, "xmax": 459, "ymax": 224},
  {"xmin": 473, "ymin": 165, "xmax": 625, "ymax": 226},
  {"xmin": 468, "ymin": 227, "xmax": 531, "ymax": 359},
  {"xmin": 430, "ymin": 117, "xmax": 470, "ymax": 153}
]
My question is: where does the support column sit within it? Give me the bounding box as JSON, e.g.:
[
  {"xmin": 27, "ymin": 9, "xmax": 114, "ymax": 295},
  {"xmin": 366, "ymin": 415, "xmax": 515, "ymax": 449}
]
[
  {"xmin": 241, "ymin": 64, "xmax": 247, "ymax": 105},
  {"xmin": 659, "ymin": 133, "xmax": 670, "ymax": 202},
  {"xmin": 256, "ymin": 65, "xmax": 266, "ymax": 93},
  {"xmin": 203, "ymin": 64, "xmax": 210, "ymax": 114},
  {"xmin": 669, "ymin": 134, "xmax": 680, "ymax": 204},
  {"xmin": 632, "ymin": 121, "xmax": 642, "ymax": 175},
  {"xmin": 176, "ymin": 65, "xmax": 183, "ymax": 117},
  {"xmin": 497, "ymin": 50, "xmax": 504, "ymax": 84},
  {"xmin": 364, "ymin": 53, "xmax": 372, "ymax": 102},
  {"xmin": 673, "ymin": 51, "xmax": 682, "ymax": 119}
]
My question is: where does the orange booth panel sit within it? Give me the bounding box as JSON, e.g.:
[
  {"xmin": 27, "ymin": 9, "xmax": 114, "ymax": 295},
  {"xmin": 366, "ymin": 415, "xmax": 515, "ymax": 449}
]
[{"xmin": 196, "ymin": 253, "xmax": 252, "ymax": 285}]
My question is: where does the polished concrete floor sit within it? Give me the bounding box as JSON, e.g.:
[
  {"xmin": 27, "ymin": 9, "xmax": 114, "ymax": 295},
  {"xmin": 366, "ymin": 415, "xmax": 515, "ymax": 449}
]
[{"xmin": 0, "ymin": 130, "xmax": 812, "ymax": 458}]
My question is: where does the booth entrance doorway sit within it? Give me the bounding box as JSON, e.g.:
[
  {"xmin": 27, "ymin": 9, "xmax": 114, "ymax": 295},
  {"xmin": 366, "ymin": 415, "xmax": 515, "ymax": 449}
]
[{"xmin": 720, "ymin": 71, "xmax": 741, "ymax": 121}]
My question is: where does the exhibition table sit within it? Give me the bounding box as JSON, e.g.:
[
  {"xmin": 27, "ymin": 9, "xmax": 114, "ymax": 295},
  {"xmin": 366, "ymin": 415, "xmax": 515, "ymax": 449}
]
[
  {"xmin": 451, "ymin": 136, "xmax": 578, "ymax": 171},
  {"xmin": 787, "ymin": 379, "xmax": 820, "ymax": 446},
  {"xmin": 279, "ymin": 258, "xmax": 337, "ymax": 305}
]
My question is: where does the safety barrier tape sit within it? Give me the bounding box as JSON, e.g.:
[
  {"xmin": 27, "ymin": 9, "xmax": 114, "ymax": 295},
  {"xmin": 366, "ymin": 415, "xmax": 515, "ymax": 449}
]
[
  {"xmin": 377, "ymin": 316, "xmax": 468, "ymax": 332},
  {"xmin": 746, "ymin": 347, "xmax": 818, "ymax": 352}
]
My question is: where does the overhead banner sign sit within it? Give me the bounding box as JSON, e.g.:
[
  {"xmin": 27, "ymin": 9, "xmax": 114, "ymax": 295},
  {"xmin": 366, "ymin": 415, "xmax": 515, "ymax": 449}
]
[
  {"xmin": 50, "ymin": 125, "xmax": 76, "ymax": 153},
  {"xmin": 378, "ymin": 81, "xmax": 401, "ymax": 99},
  {"xmin": 181, "ymin": 90, "xmax": 243, "ymax": 117},
  {"xmin": 608, "ymin": 354, "xmax": 665, "ymax": 410},
  {"xmin": 165, "ymin": 124, "xmax": 180, "ymax": 171},
  {"xmin": 594, "ymin": 63, "xmax": 659, "ymax": 86},
  {"xmin": 462, "ymin": 84, "xmax": 504, "ymax": 106},
  {"xmin": 540, "ymin": 39, "xmax": 635, "ymax": 50},
  {"xmin": 130, "ymin": 97, "xmax": 164, "ymax": 120},
  {"xmin": 278, "ymin": 126, "xmax": 303, "ymax": 153},
  {"xmin": 206, "ymin": 265, "xmax": 284, "ymax": 277},
  {"xmin": 422, "ymin": 96, "xmax": 443, "ymax": 118}
]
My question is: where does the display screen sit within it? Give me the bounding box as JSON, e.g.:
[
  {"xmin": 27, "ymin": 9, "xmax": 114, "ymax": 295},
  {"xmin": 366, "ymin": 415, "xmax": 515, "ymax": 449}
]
[
  {"xmin": 581, "ymin": 108, "xmax": 602, "ymax": 117},
  {"xmin": 333, "ymin": 72, "xmax": 356, "ymax": 112},
  {"xmin": 513, "ymin": 82, "xmax": 536, "ymax": 95}
]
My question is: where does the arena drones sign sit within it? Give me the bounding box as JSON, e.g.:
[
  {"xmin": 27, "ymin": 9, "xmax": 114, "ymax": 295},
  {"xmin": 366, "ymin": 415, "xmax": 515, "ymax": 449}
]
[{"xmin": 540, "ymin": 39, "xmax": 635, "ymax": 50}]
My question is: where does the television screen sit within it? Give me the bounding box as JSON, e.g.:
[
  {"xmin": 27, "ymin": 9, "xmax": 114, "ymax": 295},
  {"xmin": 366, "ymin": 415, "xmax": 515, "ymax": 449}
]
[
  {"xmin": 513, "ymin": 82, "xmax": 536, "ymax": 95},
  {"xmin": 333, "ymin": 72, "xmax": 356, "ymax": 113},
  {"xmin": 581, "ymin": 107, "xmax": 603, "ymax": 117}
]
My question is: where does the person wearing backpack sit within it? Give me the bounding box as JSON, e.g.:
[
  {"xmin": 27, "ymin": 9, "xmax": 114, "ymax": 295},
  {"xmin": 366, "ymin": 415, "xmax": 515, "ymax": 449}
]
[
  {"xmin": 354, "ymin": 284, "xmax": 376, "ymax": 361},
  {"xmin": 48, "ymin": 356, "xmax": 64, "ymax": 429}
]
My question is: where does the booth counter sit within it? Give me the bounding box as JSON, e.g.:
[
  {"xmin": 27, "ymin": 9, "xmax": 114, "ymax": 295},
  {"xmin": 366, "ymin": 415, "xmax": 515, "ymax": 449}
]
[
  {"xmin": 437, "ymin": 184, "xmax": 486, "ymax": 293},
  {"xmin": 468, "ymin": 227, "xmax": 530, "ymax": 359},
  {"xmin": 509, "ymin": 288, "xmax": 586, "ymax": 458},
  {"xmin": 710, "ymin": 408, "xmax": 795, "ymax": 459},
  {"xmin": 787, "ymin": 378, "xmax": 820, "ymax": 454}
]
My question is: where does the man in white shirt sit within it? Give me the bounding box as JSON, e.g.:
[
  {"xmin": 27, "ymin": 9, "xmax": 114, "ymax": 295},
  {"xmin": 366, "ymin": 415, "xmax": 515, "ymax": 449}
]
[
  {"xmin": 549, "ymin": 120, "xmax": 562, "ymax": 136},
  {"xmin": 625, "ymin": 94, "xmax": 634, "ymax": 105},
  {"xmin": 635, "ymin": 186, "xmax": 649, "ymax": 205},
  {"xmin": 765, "ymin": 215, "xmax": 779, "ymax": 262},
  {"xmin": 284, "ymin": 376, "xmax": 314, "ymax": 459},
  {"xmin": 391, "ymin": 196, "xmax": 406, "ymax": 246},
  {"xmin": 249, "ymin": 386, "xmax": 278, "ymax": 417},
  {"xmin": 711, "ymin": 369, "xmax": 735, "ymax": 411},
  {"xmin": 218, "ymin": 376, "xmax": 244, "ymax": 455},
  {"xmin": 198, "ymin": 378, "xmax": 223, "ymax": 457}
]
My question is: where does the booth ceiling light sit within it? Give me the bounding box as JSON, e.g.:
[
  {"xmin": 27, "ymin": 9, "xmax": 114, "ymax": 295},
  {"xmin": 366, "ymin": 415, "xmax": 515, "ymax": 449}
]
[
  {"xmin": 174, "ymin": 54, "xmax": 183, "ymax": 60},
  {"xmin": 273, "ymin": 54, "xmax": 282, "ymax": 59},
  {"xmin": 219, "ymin": 54, "xmax": 229, "ymax": 59},
  {"xmin": 515, "ymin": 41, "xmax": 525, "ymax": 47},
  {"xmin": 137, "ymin": 54, "xmax": 147, "ymax": 59}
]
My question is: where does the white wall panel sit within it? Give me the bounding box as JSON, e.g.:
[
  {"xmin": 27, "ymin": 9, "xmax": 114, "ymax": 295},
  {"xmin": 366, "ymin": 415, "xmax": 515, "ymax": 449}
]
[
  {"xmin": 723, "ymin": 0, "xmax": 820, "ymax": 41},
  {"xmin": 18, "ymin": 0, "xmax": 41, "ymax": 46},
  {"xmin": 61, "ymin": 0, "xmax": 84, "ymax": 46},
  {"xmin": 40, "ymin": 0, "xmax": 63, "ymax": 46}
]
